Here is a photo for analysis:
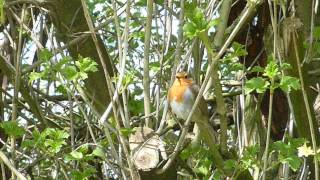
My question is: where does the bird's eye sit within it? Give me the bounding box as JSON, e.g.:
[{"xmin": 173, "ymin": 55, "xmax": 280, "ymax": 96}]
[{"xmin": 184, "ymin": 75, "xmax": 187, "ymax": 78}]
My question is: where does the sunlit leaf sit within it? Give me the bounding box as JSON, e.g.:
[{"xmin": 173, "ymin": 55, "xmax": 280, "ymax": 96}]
[
  {"xmin": 244, "ymin": 77, "xmax": 270, "ymax": 94},
  {"xmin": 70, "ymin": 151, "xmax": 83, "ymax": 160},
  {"xmin": 279, "ymin": 76, "xmax": 300, "ymax": 92},
  {"xmin": 1, "ymin": 121, "xmax": 25, "ymax": 137}
]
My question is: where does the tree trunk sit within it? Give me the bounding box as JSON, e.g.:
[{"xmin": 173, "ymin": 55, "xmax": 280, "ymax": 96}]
[{"xmin": 45, "ymin": 0, "xmax": 115, "ymax": 114}]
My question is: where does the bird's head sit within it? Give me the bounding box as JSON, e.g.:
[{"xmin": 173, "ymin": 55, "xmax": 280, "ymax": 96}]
[{"xmin": 175, "ymin": 71, "xmax": 191, "ymax": 85}]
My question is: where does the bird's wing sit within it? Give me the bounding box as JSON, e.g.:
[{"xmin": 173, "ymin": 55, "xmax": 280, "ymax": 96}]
[{"xmin": 190, "ymin": 83, "xmax": 209, "ymax": 117}]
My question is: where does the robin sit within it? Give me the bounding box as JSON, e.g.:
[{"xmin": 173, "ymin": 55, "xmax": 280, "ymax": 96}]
[
  {"xmin": 168, "ymin": 71, "xmax": 218, "ymax": 147},
  {"xmin": 168, "ymin": 71, "xmax": 208, "ymax": 121}
]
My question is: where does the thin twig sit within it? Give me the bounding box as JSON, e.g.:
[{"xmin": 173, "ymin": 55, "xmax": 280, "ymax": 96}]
[
  {"xmin": 0, "ymin": 151, "xmax": 27, "ymax": 180},
  {"xmin": 143, "ymin": 0, "xmax": 153, "ymax": 127},
  {"xmin": 293, "ymin": 31, "xmax": 319, "ymax": 180}
]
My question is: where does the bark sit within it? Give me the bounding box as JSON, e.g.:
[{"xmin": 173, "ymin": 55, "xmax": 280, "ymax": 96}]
[{"xmin": 282, "ymin": 0, "xmax": 320, "ymax": 143}]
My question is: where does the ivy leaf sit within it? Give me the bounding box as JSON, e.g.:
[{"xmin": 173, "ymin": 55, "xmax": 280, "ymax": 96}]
[
  {"xmin": 279, "ymin": 76, "xmax": 300, "ymax": 92},
  {"xmin": 244, "ymin": 77, "xmax": 270, "ymax": 94},
  {"xmin": 1, "ymin": 121, "xmax": 25, "ymax": 137}
]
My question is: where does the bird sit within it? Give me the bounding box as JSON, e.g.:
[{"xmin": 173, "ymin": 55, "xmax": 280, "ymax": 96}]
[
  {"xmin": 168, "ymin": 71, "xmax": 219, "ymax": 149},
  {"xmin": 168, "ymin": 71, "xmax": 209, "ymax": 124},
  {"xmin": 168, "ymin": 71, "xmax": 224, "ymax": 169}
]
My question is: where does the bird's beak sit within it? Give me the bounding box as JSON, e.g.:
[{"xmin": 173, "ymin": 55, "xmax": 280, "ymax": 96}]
[{"xmin": 177, "ymin": 77, "xmax": 181, "ymax": 85}]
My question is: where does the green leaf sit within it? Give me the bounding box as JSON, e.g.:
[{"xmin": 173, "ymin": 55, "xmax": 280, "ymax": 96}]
[
  {"xmin": 180, "ymin": 149, "xmax": 192, "ymax": 160},
  {"xmin": 150, "ymin": 61, "xmax": 161, "ymax": 71},
  {"xmin": 76, "ymin": 57, "xmax": 98, "ymax": 73},
  {"xmin": 207, "ymin": 19, "xmax": 220, "ymax": 29},
  {"xmin": 283, "ymin": 156, "xmax": 301, "ymax": 171},
  {"xmin": 39, "ymin": 49, "xmax": 53, "ymax": 62},
  {"xmin": 224, "ymin": 159, "xmax": 237, "ymax": 170},
  {"xmin": 70, "ymin": 151, "xmax": 83, "ymax": 160},
  {"xmin": 183, "ymin": 22, "xmax": 197, "ymax": 38},
  {"xmin": 120, "ymin": 128, "xmax": 136, "ymax": 137},
  {"xmin": 279, "ymin": 76, "xmax": 300, "ymax": 92},
  {"xmin": 128, "ymin": 99, "xmax": 144, "ymax": 114},
  {"xmin": 279, "ymin": 63, "xmax": 292, "ymax": 70},
  {"xmin": 78, "ymin": 71, "xmax": 88, "ymax": 80},
  {"xmin": 184, "ymin": 7, "xmax": 218, "ymax": 39},
  {"xmin": 54, "ymin": 56, "xmax": 71, "ymax": 71},
  {"xmin": 63, "ymin": 66, "xmax": 78, "ymax": 81},
  {"xmin": 213, "ymin": 170, "xmax": 223, "ymax": 180},
  {"xmin": 263, "ymin": 58, "xmax": 279, "ymax": 79},
  {"xmin": 79, "ymin": 144, "xmax": 89, "ymax": 154},
  {"xmin": 241, "ymin": 145, "xmax": 260, "ymax": 169},
  {"xmin": 29, "ymin": 72, "xmax": 43, "ymax": 83},
  {"xmin": 250, "ymin": 66, "xmax": 264, "ymax": 73},
  {"xmin": 232, "ymin": 42, "xmax": 247, "ymax": 57},
  {"xmin": 71, "ymin": 168, "xmax": 96, "ymax": 180},
  {"xmin": 288, "ymin": 137, "xmax": 306, "ymax": 148},
  {"xmin": 1, "ymin": 121, "xmax": 25, "ymax": 137},
  {"xmin": 91, "ymin": 147, "xmax": 105, "ymax": 158},
  {"xmin": 39, "ymin": 128, "xmax": 69, "ymax": 154},
  {"xmin": 185, "ymin": 2, "xmax": 197, "ymax": 18},
  {"xmin": 56, "ymin": 85, "xmax": 68, "ymax": 95},
  {"xmin": 272, "ymin": 141, "xmax": 292, "ymax": 154},
  {"xmin": 44, "ymin": 139, "xmax": 66, "ymax": 153},
  {"xmin": 22, "ymin": 140, "xmax": 35, "ymax": 149},
  {"xmin": 49, "ymin": 129, "xmax": 69, "ymax": 139},
  {"xmin": 197, "ymin": 165, "xmax": 209, "ymax": 175},
  {"xmin": 244, "ymin": 77, "xmax": 270, "ymax": 94}
]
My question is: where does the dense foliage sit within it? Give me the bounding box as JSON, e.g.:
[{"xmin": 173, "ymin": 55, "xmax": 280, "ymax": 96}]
[{"xmin": 0, "ymin": 0, "xmax": 320, "ymax": 179}]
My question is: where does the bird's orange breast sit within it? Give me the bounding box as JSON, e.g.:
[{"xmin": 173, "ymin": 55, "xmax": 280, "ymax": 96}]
[
  {"xmin": 168, "ymin": 78, "xmax": 193, "ymax": 103},
  {"xmin": 168, "ymin": 85, "xmax": 188, "ymax": 103}
]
